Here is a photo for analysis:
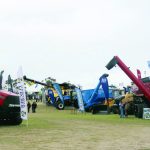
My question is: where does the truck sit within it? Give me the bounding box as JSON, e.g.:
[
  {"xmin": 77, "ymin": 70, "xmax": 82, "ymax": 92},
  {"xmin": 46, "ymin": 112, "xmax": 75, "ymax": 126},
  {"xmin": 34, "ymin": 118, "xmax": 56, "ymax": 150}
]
[
  {"xmin": 0, "ymin": 90, "xmax": 22, "ymax": 125},
  {"xmin": 106, "ymin": 56, "xmax": 150, "ymax": 118},
  {"xmin": 23, "ymin": 76, "xmax": 77, "ymax": 110}
]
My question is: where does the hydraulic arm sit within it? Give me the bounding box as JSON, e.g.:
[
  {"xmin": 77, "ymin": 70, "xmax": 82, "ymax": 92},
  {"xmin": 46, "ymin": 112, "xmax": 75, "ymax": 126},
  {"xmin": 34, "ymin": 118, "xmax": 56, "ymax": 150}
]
[{"xmin": 106, "ymin": 56, "xmax": 150, "ymax": 102}]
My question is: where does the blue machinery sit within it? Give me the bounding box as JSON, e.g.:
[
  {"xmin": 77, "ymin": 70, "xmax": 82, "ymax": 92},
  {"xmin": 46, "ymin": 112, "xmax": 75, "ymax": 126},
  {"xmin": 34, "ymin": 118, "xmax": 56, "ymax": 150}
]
[
  {"xmin": 75, "ymin": 74, "xmax": 111, "ymax": 113},
  {"xmin": 24, "ymin": 74, "xmax": 112, "ymax": 113},
  {"xmin": 23, "ymin": 76, "xmax": 75, "ymax": 110}
]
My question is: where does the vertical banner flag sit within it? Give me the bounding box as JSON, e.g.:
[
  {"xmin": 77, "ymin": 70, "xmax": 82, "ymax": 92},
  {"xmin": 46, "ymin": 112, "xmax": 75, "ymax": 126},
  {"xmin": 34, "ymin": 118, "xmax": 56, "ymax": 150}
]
[
  {"xmin": 137, "ymin": 69, "xmax": 141, "ymax": 79},
  {"xmin": 147, "ymin": 61, "xmax": 150, "ymax": 69},
  {"xmin": 42, "ymin": 88, "xmax": 46, "ymax": 103},
  {"xmin": 100, "ymin": 75, "xmax": 109, "ymax": 99},
  {"xmin": 53, "ymin": 83, "xmax": 64, "ymax": 104},
  {"xmin": 75, "ymin": 88, "xmax": 85, "ymax": 112},
  {"xmin": 17, "ymin": 66, "xmax": 28, "ymax": 120},
  {"xmin": 47, "ymin": 89, "xmax": 55, "ymax": 105}
]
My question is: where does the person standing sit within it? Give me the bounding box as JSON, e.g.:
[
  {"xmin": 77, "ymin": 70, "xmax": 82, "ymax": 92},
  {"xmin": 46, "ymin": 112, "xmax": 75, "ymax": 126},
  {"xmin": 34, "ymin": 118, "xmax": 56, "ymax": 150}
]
[
  {"xmin": 27, "ymin": 101, "xmax": 31, "ymax": 113},
  {"xmin": 119, "ymin": 100, "xmax": 125, "ymax": 118},
  {"xmin": 32, "ymin": 101, "xmax": 37, "ymax": 113}
]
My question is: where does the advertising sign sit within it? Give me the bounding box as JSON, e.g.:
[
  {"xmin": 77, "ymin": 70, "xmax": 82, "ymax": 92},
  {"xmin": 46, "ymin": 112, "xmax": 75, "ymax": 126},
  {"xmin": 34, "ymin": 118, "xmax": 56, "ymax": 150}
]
[
  {"xmin": 17, "ymin": 66, "xmax": 28, "ymax": 120},
  {"xmin": 143, "ymin": 108, "xmax": 150, "ymax": 119},
  {"xmin": 75, "ymin": 88, "xmax": 85, "ymax": 112}
]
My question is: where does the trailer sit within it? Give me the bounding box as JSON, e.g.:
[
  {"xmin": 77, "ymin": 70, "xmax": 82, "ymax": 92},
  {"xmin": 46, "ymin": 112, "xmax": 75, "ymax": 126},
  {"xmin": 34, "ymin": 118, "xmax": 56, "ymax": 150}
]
[
  {"xmin": 106, "ymin": 56, "xmax": 150, "ymax": 118},
  {"xmin": 75, "ymin": 74, "xmax": 119, "ymax": 114}
]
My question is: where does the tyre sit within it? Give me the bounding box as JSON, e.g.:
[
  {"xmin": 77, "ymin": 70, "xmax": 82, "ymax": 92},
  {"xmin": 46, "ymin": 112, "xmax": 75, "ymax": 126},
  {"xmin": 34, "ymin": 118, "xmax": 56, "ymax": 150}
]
[
  {"xmin": 56, "ymin": 100, "xmax": 65, "ymax": 110},
  {"xmin": 135, "ymin": 104, "xmax": 143, "ymax": 118},
  {"xmin": 92, "ymin": 109, "xmax": 97, "ymax": 114},
  {"xmin": 0, "ymin": 117, "xmax": 22, "ymax": 125},
  {"xmin": 111, "ymin": 105, "xmax": 119, "ymax": 114},
  {"xmin": 73, "ymin": 99, "xmax": 79, "ymax": 109},
  {"xmin": 10, "ymin": 117, "xmax": 22, "ymax": 125}
]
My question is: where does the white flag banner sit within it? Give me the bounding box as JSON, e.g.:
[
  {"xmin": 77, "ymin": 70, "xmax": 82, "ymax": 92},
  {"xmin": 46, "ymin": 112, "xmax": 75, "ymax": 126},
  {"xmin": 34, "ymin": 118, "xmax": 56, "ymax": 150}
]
[
  {"xmin": 147, "ymin": 61, "xmax": 150, "ymax": 69},
  {"xmin": 75, "ymin": 88, "xmax": 85, "ymax": 112},
  {"xmin": 17, "ymin": 66, "xmax": 28, "ymax": 120}
]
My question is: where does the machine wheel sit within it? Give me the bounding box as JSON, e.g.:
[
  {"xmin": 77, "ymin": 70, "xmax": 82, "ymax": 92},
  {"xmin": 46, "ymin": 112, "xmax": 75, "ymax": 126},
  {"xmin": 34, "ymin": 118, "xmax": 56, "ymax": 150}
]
[
  {"xmin": 73, "ymin": 100, "xmax": 79, "ymax": 109},
  {"xmin": 112, "ymin": 107, "xmax": 119, "ymax": 114},
  {"xmin": 55, "ymin": 97, "xmax": 65, "ymax": 110},
  {"xmin": 92, "ymin": 109, "xmax": 98, "ymax": 114},
  {"xmin": 0, "ymin": 117, "xmax": 22, "ymax": 125},
  {"xmin": 135, "ymin": 104, "xmax": 143, "ymax": 118},
  {"xmin": 56, "ymin": 100, "xmax": 65, "ymax": 110},
  {"xmin": 10, "ymin": 118, "xmax": 22, "ymax": 125}
]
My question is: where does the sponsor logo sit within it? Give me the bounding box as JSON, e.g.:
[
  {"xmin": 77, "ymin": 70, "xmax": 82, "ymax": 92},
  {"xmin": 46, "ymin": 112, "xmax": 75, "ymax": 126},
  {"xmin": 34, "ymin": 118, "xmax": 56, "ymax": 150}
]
[
  {"xmin": 21, "ymin": 111, "xmax": 27, "ymax": 118},
  {"xmin": 9, "ymin": 104, "xmax": 20, "ymax": 107},
  {"xmin": 101, "ymin": 78, "xmax": 107, "ymax": 83}
]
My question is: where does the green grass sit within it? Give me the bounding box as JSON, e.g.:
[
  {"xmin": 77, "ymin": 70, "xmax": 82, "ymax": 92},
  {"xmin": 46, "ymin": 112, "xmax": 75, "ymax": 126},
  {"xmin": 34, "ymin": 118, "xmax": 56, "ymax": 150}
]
[
  {"xmin": 26, "ymin": 103, "xmax": 150, "ymax": 127},
  {"xmin": 0, "ymin": 103, "xmax": 150, "ymax": 150}
]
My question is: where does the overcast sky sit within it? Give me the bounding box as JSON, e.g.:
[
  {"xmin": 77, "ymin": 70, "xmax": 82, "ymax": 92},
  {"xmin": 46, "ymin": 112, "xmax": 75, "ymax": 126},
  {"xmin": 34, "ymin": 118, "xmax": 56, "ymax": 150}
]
[{"xmin": 0, "ymin": 0, "xmax": 150, "ymax": 89}]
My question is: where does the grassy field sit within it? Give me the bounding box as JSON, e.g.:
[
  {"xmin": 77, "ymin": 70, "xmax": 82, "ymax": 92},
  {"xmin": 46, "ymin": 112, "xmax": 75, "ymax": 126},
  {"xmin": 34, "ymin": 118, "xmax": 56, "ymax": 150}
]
[{"xmin": 0, "ymin": 103, "xmax": 150, "ymax": 150}]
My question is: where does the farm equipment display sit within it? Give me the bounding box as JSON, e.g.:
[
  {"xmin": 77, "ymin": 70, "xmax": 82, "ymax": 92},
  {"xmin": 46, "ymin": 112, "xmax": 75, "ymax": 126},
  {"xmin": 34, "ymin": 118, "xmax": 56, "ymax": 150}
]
[
  {"xmin": 23, "ymin": 76, "xmax": 77, "ymax": 110},
  {"xmin": 106, "ymin": 56, "xmax": 150, "ymax": 118},
  {"xmin": 0, "ymin": 90, "xmax": 22, "ymax": 125},
  {"xmin": 24, "ymin": 74, "xmax": 121, "ymax": 114},
  {"xmin": 75, "ymin": 74, "xmax": 118, "ymax": 114},
  {"xmin": 0, "ymin": 70, "xmax": 22, "ymax": 125}
]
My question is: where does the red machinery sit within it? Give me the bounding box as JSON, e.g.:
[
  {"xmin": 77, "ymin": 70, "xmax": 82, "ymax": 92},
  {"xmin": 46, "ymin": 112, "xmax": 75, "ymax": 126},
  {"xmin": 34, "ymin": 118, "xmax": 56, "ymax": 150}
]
[
  {"xmin": 106, "ymin": 56, "xmax": 150, "ymax": 118},
  {"xmin": 0, "ymin": 90, "xmax": 22, "ymax": 125}
]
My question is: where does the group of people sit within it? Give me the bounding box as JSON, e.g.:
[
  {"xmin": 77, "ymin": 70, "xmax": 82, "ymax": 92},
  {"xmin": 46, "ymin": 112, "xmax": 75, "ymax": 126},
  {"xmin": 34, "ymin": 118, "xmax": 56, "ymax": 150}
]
[{"xmin": 27, "ymin": 101, "xmax": 37, "ymax": 113}]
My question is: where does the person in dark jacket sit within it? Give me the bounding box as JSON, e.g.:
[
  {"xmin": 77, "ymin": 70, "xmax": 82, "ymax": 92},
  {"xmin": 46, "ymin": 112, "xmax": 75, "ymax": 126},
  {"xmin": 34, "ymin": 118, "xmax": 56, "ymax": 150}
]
[
  {"xmin": 32, "ymin": 101, "xmax": 37, "ymax": 113},
  {"xmin": 27, "ymin": 101, "xmax": 31, "ymax": 113}
]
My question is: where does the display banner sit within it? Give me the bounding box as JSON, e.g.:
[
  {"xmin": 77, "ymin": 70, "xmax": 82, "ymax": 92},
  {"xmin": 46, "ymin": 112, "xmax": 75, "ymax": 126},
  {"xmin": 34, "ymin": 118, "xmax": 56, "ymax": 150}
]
[
  {"xmin": 17, "ymin": 66, "xmax": 28, "ymax": 120},
  {"xmin": 53, "ymin": 83, "xmax": 64, "ymax": 104},
  {"xmin": 75, "ymin": 88, "xmax": 85, "ymax": 112},
  {"xmin": 147, "ymin": 61, "xmax": 150, "ymax": 68},
  {"xmin": 100, "ymin": 76, "xmax": 109, "ymax": 99},
  {"xmin": 143, "ymin": 108, "xmax": 150, "ymax": 119},
  {"xmin": 48, "ymin": 89, "xmax": 55, "ymax": 105}
]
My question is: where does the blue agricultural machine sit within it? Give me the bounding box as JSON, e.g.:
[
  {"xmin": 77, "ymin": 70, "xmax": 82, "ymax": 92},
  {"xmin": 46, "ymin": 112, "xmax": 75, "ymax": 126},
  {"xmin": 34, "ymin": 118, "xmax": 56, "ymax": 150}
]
[
  {"xmin": 24, "ymin": 74, "xmax": 120, "ymax": 113},
  {"xmin": 75, "ymin": 74, "xmax": 119, "ymax": 114},
  {"xmin": 47, "ymin": 82, "xmax": 76, "ymax": 110},
  {"xmin": 23, "ymin": 76, "xmax": 77, "ymax": 110}
]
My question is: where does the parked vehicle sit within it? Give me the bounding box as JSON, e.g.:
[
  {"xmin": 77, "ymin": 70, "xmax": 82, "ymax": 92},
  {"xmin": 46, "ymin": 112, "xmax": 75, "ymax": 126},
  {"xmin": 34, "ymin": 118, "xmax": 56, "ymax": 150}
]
[
  {"xmin": 0, "ymin": 90, "xmax": 22, "ymax": 125},
  {"xmin": 106, "ymin": 56, "xmax": 150, "ymax": 118}
]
